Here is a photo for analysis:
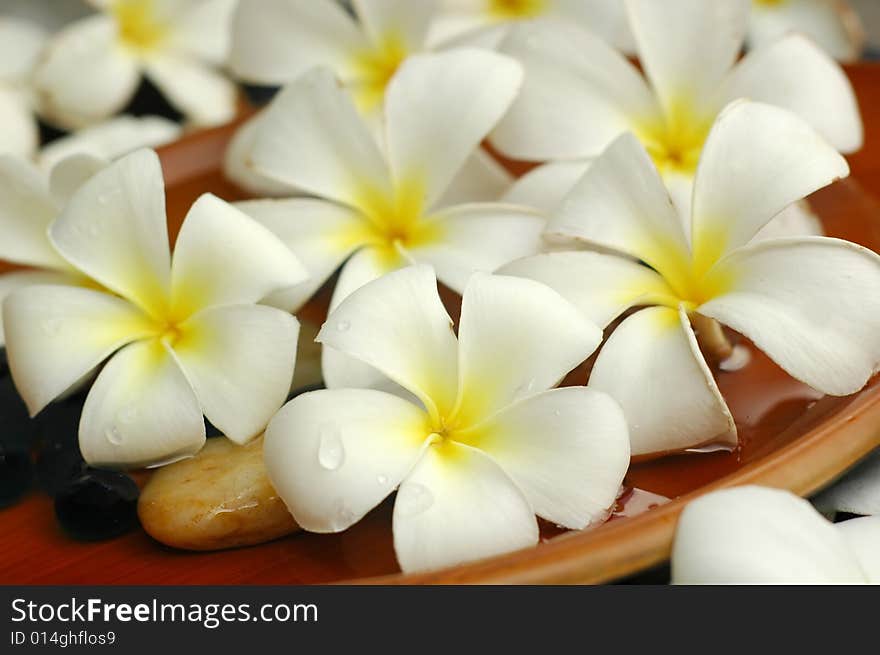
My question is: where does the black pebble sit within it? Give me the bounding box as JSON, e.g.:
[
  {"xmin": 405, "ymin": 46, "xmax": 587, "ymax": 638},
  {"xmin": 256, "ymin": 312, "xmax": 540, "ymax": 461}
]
[
  {"xmin": 54, "ymin": 469, "xmax": 140, "ymax": 541},
  {"xmin": 33, "ymin": 400, "xmax": 86, "ymax": 496},
  {"xmin": 0, "ymin": 444, "xmax": 33, "ymax": 508}
]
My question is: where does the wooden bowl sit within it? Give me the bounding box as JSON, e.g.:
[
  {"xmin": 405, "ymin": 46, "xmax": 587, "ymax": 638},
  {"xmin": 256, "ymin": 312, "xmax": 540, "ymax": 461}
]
[{"xmin": 2, "ymin": 65, "xmax": 880, "ymax": 585}]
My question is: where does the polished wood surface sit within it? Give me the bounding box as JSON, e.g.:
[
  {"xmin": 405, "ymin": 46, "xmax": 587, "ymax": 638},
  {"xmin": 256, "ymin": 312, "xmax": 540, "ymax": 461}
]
[{"xmin": 1, "ymin": 65, "xmax": 880, "ymax": 585}]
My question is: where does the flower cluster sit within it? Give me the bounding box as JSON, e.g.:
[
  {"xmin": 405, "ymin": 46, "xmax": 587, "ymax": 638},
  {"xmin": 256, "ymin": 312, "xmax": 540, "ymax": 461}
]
[{"xmin": 1, "ymin": 0, "xmax": 879, "ymax": 578}]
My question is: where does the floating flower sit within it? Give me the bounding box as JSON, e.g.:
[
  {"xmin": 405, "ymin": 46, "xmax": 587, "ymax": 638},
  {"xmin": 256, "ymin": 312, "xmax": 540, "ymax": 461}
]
[
  {"xmin": 0, "ymin": 153, "xmax": 108, "ymax": 346},
  {"xmin": 264, "ymin": 265, "xmax": 630, "ymax": 573},
  {"xmin": 426, "ymin": 0, "xmax": 634, "ymax": 53},
  {"xmin": 502, "ymin": 101, "xmax": 880, "ymax": 456},
  {"xmin": 33, "ymin": 0, "xmax": 238, "ymax": 130},
  {"xmin": 3, "ymin": 148, "xmax": 307, "ymax": 468},
  {"xmin": 814, "ymin": 449, "xmax": 880, "ymax": 517},
  {"xmin": 749, "ymin": 0, "xmax": 864, "ymax": 63},
  {"xmin": 0, "ymin": 16, "xmax": 47, "ymax": 158},
  {"xmin": 672, "ymin": 486, "xmax": 880, "ymax": 584},
  {"xmin": 226, "ymin": 0, "xmax": 511, "ymax": 197},
  {"xmin": 493, "ymin": 0, "xmax": 862, "ymax": 237},
  {"xmin": 238, "ymin": 49, "xmax": 544, "ymax": 389}
]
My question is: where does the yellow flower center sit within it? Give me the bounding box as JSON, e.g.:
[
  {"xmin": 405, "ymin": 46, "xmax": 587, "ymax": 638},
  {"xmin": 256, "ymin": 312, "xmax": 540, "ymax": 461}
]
[
  {"xmin": 638, "ymin": 104, "xmax": 713, "ymax": 175},
  {"xmin": 111, "ymin": 0, "xmax": 169, "ymax": 53},
  {"xmin": 351, "ymin": 33, "xmax": 408, "ymax": 113},
  {"xmin": 489, "ymin": 0, "xmax": 548, "ymax": 19},
  {"xmin": 753, "ymin": 0, "xmax": 787, "ymax": 7}
]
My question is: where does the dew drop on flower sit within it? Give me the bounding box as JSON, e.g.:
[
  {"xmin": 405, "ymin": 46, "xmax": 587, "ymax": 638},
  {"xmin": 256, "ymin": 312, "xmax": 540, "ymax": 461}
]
[
  {"xmin": 377, "ymin": 474, "xmax": 388, "ymax": 485},
  {"xmin": 332, "ymin": 498, "xmax": 356, "ymax": 527},
  {"xmin": 553, "ymin": 409, "xmax": 561, "ymax": 417},
  {"xmin": 105, "ymin": 425, "xmax": 123, "ymax": 446},
  {"xmin": 317, "ymin": 423, "xmax": 345, "ymax": 471},
  {"xmin": 336, "ymin": 320, "xmax": 351, "ymax": 332},
  {"xmin": 395, "ymin": 482, "xmax": 434, "ymax": 518}
]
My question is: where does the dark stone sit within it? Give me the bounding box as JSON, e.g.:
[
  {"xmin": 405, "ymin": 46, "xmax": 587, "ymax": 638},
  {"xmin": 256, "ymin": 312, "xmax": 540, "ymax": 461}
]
[
  {"xmin": 0, "ymin": 443, "xmax": 32, "ymax": 508},
  {"xmin": 0, "ymin": 376, "xmax": 35, "ymax": 452},
  {"xmin": 54, "ymin": 469, "xmax": 140, "ymax": 541},
  {"xmin": 33, "ymin": 400, "xmax": 86, "ymax": 496}
]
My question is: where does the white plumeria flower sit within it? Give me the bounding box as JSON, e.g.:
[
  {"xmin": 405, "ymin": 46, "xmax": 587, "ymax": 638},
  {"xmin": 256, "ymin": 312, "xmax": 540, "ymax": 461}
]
[
  {"xmin": 0, "ymin": 16, "xmax": 47, "ymax": 158},
  {"xmin": 226, "ymin": 0, "xmax": 511, "ymax": 198},
  {"xmin": 814, "ymin": 449, "xmax": 880, "ymax": 517},
  {"xmin": 38, "ymin": 114, "xmax": 181, "ymax": 172},
  {"xmin": 264, "ymin": 265, "xmax": 630, "ymax": 573},
  {"xmin": 33, "ymin": 0, "xmax": 238, "ymax": 131},
  {"xmin": 3, "ymin": 148, "xmax": 308, "ymax": 468},
  {"xmin": 426, "ymin": 0, "xmax": 634, "ymax": 53},
  {"xmin": 672, "ymin": 486, "xmax": 880, "ymax": 584},
  {"xmin": 0, "ymin": 153, "xmax": 111, "ymax": 347},
  {"xmin": 238, "ymin": 49, "xmax": 545, "ymax": 391},
  {"xmin": 493, "ymin": 0, "xmax": 862, "ymax": 239},
  {"xmin": 502, "ymin": 101, "xmax": 880, "ymax": 456},
  {"xmin": 750, "ymin": 0, "xmax": 865, "ymax": 63}
]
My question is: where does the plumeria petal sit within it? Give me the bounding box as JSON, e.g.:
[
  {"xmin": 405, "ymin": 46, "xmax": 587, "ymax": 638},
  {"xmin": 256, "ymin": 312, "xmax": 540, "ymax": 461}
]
[
  {"xmin": 0, "ymin": 88, "xmax": 38, "ymax": 159},
  {"xmin": 501, "ymin": 160, "xmax": 592, "ymax": 213},
  {"xmin": 171, "ymin": 304, "xmax": 299, "ymax": 444},
  {"xmin": 835, "ymin": 517, "xmax": 880, "ymax": 582},
  {"xmin": 384, "ymin": 48, "xmax": 522, "ymax": 209},
  {"xmin": 317, "ymin": 265, "xmax": 458, "ymax": 419},
  {"xmin": 79, "ymin": 338, "xmax": 205, "ymax": 468},
  {"xmin": 229, "ymin": 0, "xmax": 367, "ymax": 85},
  {"xmin": 721, "ymin": 34, "xmax": 862, "ymax": 153},
  {"xmin": 353, "ymin": 0, "xmax": 435, "ymax": 51},
  {"xmin": 0, "ymin": 156, "xmax": 68, "ymax": 270},
  {"xmin": 39, "ymin": 115, "xmax": 181, "ymax": 173},
  {"xmin": 3, "ymin": 285, "xmax": 155, "ymax": 416},
  {"xmin": 626, "ymin": 0, "xmax": 748, "ymax": 119},
  {"xmin": 48, "ymin": 154, "xmax": 108, "ymax": 208},
  {"xmin": 499, "ymin": 250, "xmax": 679, "ymax": 330},
  {"xmin": 169, "ymin": 193, "xmax": 308, "ymax": 317},
  {"xmin": 752, "ymin": 201, "xmax": 823, "ymax": 242},
  {"xmin": 0, "ymin": 271, "xmax": 77, "ymax": 347},
  {"xmin": 0, "ymin": 16, "xmax": 47, "ymax": 81},
  {"xmin": 437, "ymin": 149, "xmax": 513, "ymax": 207},
  {"xmin": 547, "ymin": 133, "xmax": 692, "ymax": 293},
  {"xmin": 264, "ymin": 388, "xmax": 429, "ymax": 532},
  {"xmin": 700, "ymin": 238, "xmax": 880, "ymax": 397},
  {"xmin": 748, "ymin": 0, "xmax": 864, "ymax": 64},
  {"xmin": 235, "ymin": 197, "xmax": 372, "ymax": 312},
  {"xmin": 222, "ymin": 111, "xmax": 299, "ymax": 197},
  {"xmin": 250, "ymin": 68, "xmax": 393, "ymax": 209},
  {"xmin": 589, "ymin": 306, "xmax": 736, "ymax": 456},
  {"xmin": 691, "ymin": 101, "xmax": 848, "ymax": 270},
  {"xmin": 492, "ymin": 22, "xmax": 658, "ymax": 161},
  {"xmin": 33, "ymin": 15, "xmax": 140, "ymax": 129},
  {"xmin": 460, "ymin": 386, "xmax": 630, "ymax": 529},
  {"xmin": 453, "ymin": 273, "xmax": 602, "ymax": 428},
  {"xmin": 406, "ymin": 204, "xmax": 544, "ymax": 294},
  {"xmin": 814, "ymin": 450, "xmax": 880, "ymax": 517},
  {"xmin": 671, "ymin": 486, "xmax": 867, "ymax": 584},
  {"xmin": 144, "ymin": 54, "xmax": 237, "ymax": 127},
  {"xmin": 167, "ymin": 0, "xmax": 237, "ymax": 65},
  {"xmin": 49, "ymin": 149, "xmax": 172, "ymax": 319},
  {"xmin": 393, "ymin": 440, "xmax": 538, "ymax": 573}
]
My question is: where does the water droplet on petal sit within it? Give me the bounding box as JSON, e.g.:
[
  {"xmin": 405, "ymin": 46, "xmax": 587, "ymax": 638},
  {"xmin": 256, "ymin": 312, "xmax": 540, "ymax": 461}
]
[
  {"xmin": 105, "ymin": 425, "xmax": 123, "ymax": 446},
  {"xmin": 377, "ymin": 474, "xmax": 388, "ymax": 485},
  {"xmin": 42, "ymin": 318, "xmax": 62, "ymax": 336},
  {"xmin": 395, "ymin": 482, "xmax": 434, "ymax": 518},
  {"xmin": 332, "ymin": 498, "xmax": 356, "ymax": 528},
  {"xmin": 336, "ymin": 320, "xmax": 351, "ymax": 332},
  {"xmin": 317, "ymin": 424, "xmax": 345, "ymax": 471},
  {"xmin": 553, "ymin": 409, "xmax": 561, "ymax": 417},
  {"xmin": 98, "ymin": 194, "xmax": 110, "ymax": 206},
  {"xmin": 116, "ymin": 405, "xmax": 138, "ymax": 425}
]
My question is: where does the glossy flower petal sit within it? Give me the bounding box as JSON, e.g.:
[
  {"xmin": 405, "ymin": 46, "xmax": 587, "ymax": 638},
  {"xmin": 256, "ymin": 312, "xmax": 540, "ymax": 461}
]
[
  {"xmin": 223, "ymin": 112, "xmax": 298, "ymax": 197},
  {"xmin": 461, "ymin": 386, "xmax": 629, "ymax": 529},
  {"xmin": 589, "ymin": 306, "xmax": 736, "ymax": 456},
  {"xmin": 501, "ymin": 160, "xmax": 592, "ymax": 213},
  {"xmin": 836, "ymin": 516, "xmax": 880, "ymax": 581},
  {"xmin": 393, "ymin": 440, "xmax": 538, "ymax": 573},
  {"xmin": 0, "ymin": 271, "xmax": 75, "ymax": 347},
  {"xmin": 0, "ymin": 89, "xmax": 38, "ymax": 159},
  {"xmin": 144, "ymin": 54, "xmax": 237, "ymax": 127},
  {"xmin": 79, "ymin": 339, "xmax": 205, "ymax": 468},
  {"xmin": 265, "ymin": 388, "xmax": 429, "ymax": 533},
  {"xmin": 47, "ymin": 154, "xmax": 109, "ymax": 208},
  {"xmin": 672, "ymin": 486, "xmax": 870, "ymax": 584}
]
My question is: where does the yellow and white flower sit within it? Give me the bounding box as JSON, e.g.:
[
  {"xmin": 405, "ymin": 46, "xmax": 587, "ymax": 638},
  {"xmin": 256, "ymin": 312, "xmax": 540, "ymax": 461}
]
[
  {"xmin": 0, "ymin": 16, "xmax": 47, "ymax": 158},
  {"xmin": 494, "ymin": 0, "xmax": 862, "ymax": 238},
  {"xmin": 226, "ymin": 0, "xmax": 512, "ymax": 198},
  {"xmin": 749, "ymin": 0, "xmax": 865, "ymax": 63},
  {"xmin": 502, "ymin": 101, "xmax": 880, "ymax": 456},
  {"xmin": 672, "ymin": 486, "xmax": 880, "ymax": 583},
  {"xmin": 33, "ymin": 0, "xmax": 237, "ymax": 130},
  {"xmin": 426, "ymin": 0, "xmax": 634, "ymax": 53},
  {"xmin": 265, "ymin": 265, "xmax": 630, "ymax": 573},
  {"xmin": 238, "ymin": 49, "xmax": 545, "ymax": 390},
  {"xmin": 3, "ymin": 148, "xmax": 308, "ymax": 468}
]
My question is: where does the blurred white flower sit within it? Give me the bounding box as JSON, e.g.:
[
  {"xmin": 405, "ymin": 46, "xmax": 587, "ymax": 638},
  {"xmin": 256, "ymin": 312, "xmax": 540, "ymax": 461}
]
[
  {"xmin": 33, "ymin": 0, "xmax": 238, "ymax": 130},
  {"xmin": 750, "ymin": 0, "xmax": 865, "ymax": 63},
  {"xmin": 0, "ymin": 17, "xmax": 47, "ymax": 158},
  {"xmin": 672, "ymin": 486, "xmax": 880, "ymax": 584},
  {"xmin": 265, "ymin": 265, "xmax": 630, "ymax": 573},
  {"xmin": 814, "ymin": 449, "xmax": 880, "ymax": 517}
]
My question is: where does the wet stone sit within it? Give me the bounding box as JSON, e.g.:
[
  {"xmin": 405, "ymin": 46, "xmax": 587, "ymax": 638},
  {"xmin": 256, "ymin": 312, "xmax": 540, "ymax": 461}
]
[
  {"xmin": 0, "ymin": 443, "xmax": 33, "ymax": 508},
  {"xmin": 54, "ymin": 469, "xmax": 140, "ymax": 541},
  {"xmin": 138, "ymin": 437, "xmax": 299, "ymax": 551},
  {"xmin": 33, "ymin": 400, "xmax": 86, "ymax": 496}
]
